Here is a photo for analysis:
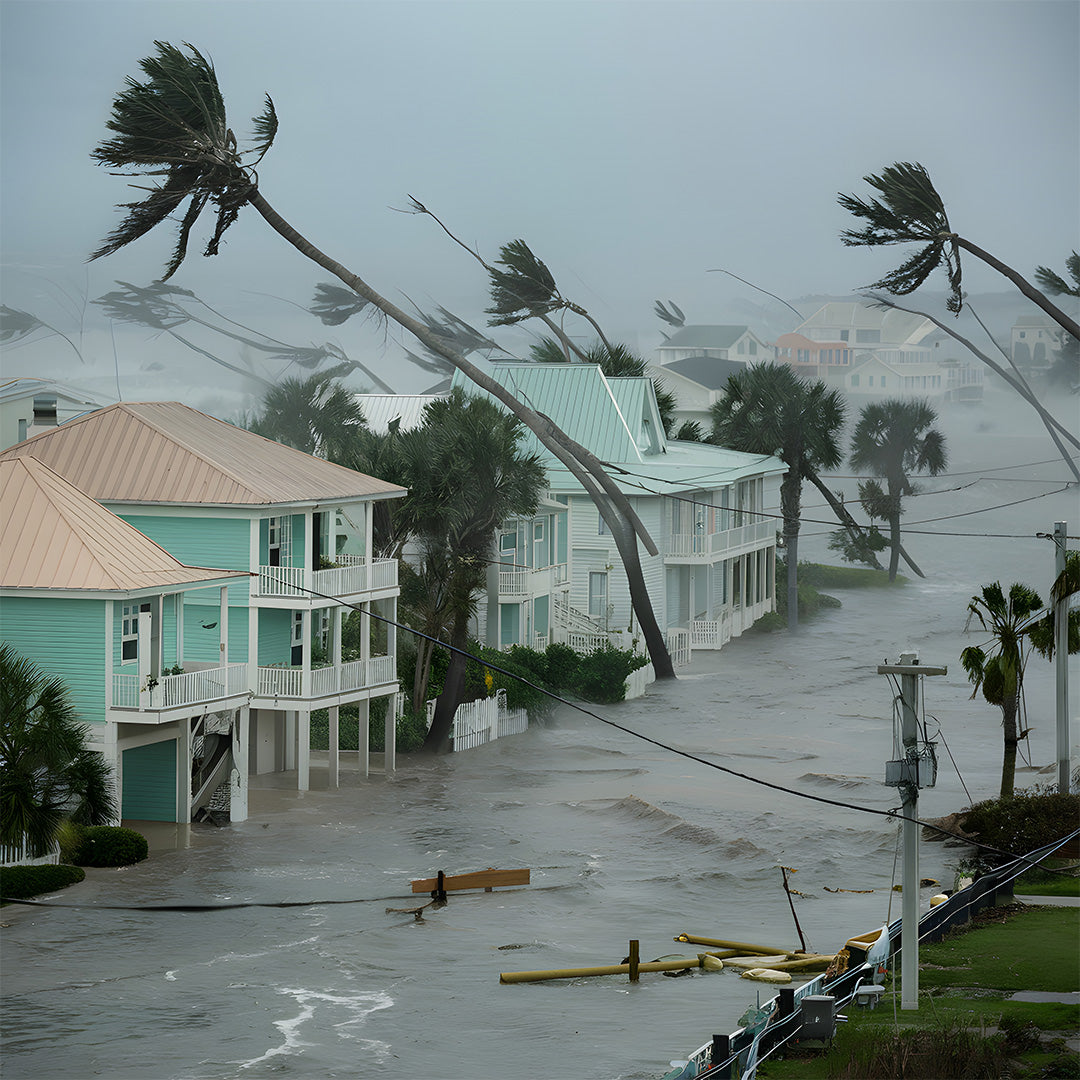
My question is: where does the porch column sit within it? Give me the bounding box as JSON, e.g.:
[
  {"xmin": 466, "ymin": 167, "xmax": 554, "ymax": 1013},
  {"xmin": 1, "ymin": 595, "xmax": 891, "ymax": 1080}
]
[
  {"xmin": 301, "ymin": 609, "xmax": 311, "ymax": 698},
  {"xmin": 328, "ymin": 705, "xmax": 340, "ymax": 789},
  {"xmin": 297, "ymin": 709, "xmax": 311, "ymax": 792},
  {"xmin": 387, "ymin": 596, "xmax": 397, "ymax": 667},
  {"xmin": 358, "ymin": 698, "xmax": 370, "ymax": 778},
  {"xmin": 219, "ymin": 586, "xmax": 229, "ymax": 667},
  {"xmin": 231, "ymin": 705, "xmax": 249, "ymax": 822},
  {"xmin": 176, "ymin": 591, "xmax": 184, "ymax": 666},
  {"xmin": 177, "ymin": 720, "xmax": 192, "ymax": 824},
  {"xmin": 137, "ymin": 610, "xmax": 152, "ymax": 708},
  {"xmin": 284, "ymin": 711, "xmax": 296, "ymax": 771},
  {"xmin": 383, "ymin": 695, "xmax": 396, "ymax": 774}
]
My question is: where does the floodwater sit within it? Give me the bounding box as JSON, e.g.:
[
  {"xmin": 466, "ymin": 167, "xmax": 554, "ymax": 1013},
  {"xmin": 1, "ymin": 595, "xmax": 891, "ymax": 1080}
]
[{"xmin": 2, "ymin": 397, "xmax": 1077, "ymax": 1080}]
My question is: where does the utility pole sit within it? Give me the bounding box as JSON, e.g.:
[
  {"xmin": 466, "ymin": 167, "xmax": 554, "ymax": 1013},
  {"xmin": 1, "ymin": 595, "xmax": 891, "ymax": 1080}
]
[
  {"xmin": 879, "ymin": 651, "xmax": 947, "ymax": 1011},
  {"xmin": 1054, "ymin": 522, "xmax": 1070, "ymax": 795}
]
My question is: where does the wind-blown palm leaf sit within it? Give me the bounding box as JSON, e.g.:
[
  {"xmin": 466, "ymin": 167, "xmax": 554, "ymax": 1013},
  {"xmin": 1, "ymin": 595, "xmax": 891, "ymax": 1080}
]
[
  {"xmin": 0, "ymin": 306, "xmax": 46, "ymax": 343},
  {"xmin": 528, "ymin": 336, "xmax": 570, "ymax": 363},
  {"xmin": 310, "ymin": 283, "xmax": 369, "ymax": 325},
  {"xmin": 90, "ymin": 41, "xmax": 274, "ymax": 280},
  {"xmin": 654, "ymin": 300, "xmax": 686, "ymax": 329},
  {"xmin": 486, "ymin": 239, "xmax": 564, "ymax": 326},
  {"xmin": 1034, "ymin": 252, "xmax": 1080, "ymax": 298},
  {"xmin": 839, "ymin": 162, "xmax": 964, "ymax": 312}
]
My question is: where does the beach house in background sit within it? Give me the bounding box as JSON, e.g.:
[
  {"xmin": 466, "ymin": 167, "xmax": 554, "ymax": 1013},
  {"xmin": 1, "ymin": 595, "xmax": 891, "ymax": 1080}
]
[
  {"xmin": 0, "ymin": 377, "xmax": 108, "ymax": 450},
  {"xmin": 775, "ymin": 302, "xmax": 983, "ymax": 403},
  {"xmin": 1, "ymin": 456, "xmax": 250, "ymax": 824},
  {"xmin": 0, "ymin": 403, "xmax": 407, "ymax": 815}
]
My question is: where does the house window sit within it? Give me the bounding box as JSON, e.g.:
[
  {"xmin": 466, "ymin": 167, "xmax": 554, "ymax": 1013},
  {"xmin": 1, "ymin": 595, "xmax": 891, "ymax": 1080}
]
[
  {"xmin": 500, "ymin": 531, "xmax": 517, "ymax": 560},
  {"xmin": 598, "ymin": 513, "xmax": 609, "ymax": 536},
  {"xmin": 840, "ymin": 330, "xmax": 849, "ymax": 341},
  {"xmin": 732, "ymin": 560, "xmax": 742, "ymax": 608},
  {"xmin": 588, "ymin": 572, "xmax": 608, "ymax": 619},
  {"xmin": 291, "ymin": 611, "xmax": 303, "ymax": 650},
  {"xmin": 856, "ymin": 329, "xmax": 880, "ymax": 343},
  {"xmin": 868, "ymin": 375, "xmax": 875, "ymax": 387},
  {"xmin": 737, "ymin": 341, "xmax": 745, "ymax": 354},
  {"xmin": 748, "ymin": 340, "xmax": 757, "ymax": 355},
  {"xmin": 1019, "ymin": 331, "xmax": 1026, "ymax": 338},
  {"xmin": 533, "ymin": 521, "xmax": 545, "ymax": 543},
  {"xmin": 121, "ymin": 602, "xmax": 151, "ymax": 661},
  {"xmin": 880, "ymin": 377, "xmax": 886, "ymax": 389},
  {"xmin": 268, "ymin": 516, "xmax": 292, "ymax": 566}
]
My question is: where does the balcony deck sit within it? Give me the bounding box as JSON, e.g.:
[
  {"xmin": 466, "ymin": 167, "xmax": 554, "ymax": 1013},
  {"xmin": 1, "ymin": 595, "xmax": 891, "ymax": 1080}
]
[
  {"xmin": 255, "ymin": 654, "xmax": 397, "ymax": 703},
  {"xmin": 253, "ymin": 555, "xmax": 398, "ymax": 605},
  {"xmin": 112, "ymin": 663, "xmax": 249, "ymax": 718}
]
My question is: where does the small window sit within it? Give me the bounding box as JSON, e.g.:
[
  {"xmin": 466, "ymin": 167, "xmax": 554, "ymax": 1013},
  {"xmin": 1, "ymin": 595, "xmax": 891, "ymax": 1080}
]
[
  {"xmin": 121, "ymin": 602, "xmax": 151, "ymax": 661},
  {"xmin": 500, "ymin": 531, "xmax": 516, "ymax": 556},
  {"xmin": 856, "ymin": 329, "xmax": 880, "ymax": 344},
  {"xmin": 868, "ymin": 375, "xmax": 875, "ymax": 387},
  {"xmin": 839, "ymin": 330, "xmax": 849, "ymax": 342},
  {"xmin": 851, "ymin": 374, "xmax": 860, "ymax": 387},
  {"xmin": 598, "ymin": 513, "xmax": 609, "ymax": 536},
  {"xmin": 748, "ymin": 340, "xmax": 757, "ymax": 355},
  {"xmin": 588, "ymin": 572, "xmax": 608, "ymax": 618}
]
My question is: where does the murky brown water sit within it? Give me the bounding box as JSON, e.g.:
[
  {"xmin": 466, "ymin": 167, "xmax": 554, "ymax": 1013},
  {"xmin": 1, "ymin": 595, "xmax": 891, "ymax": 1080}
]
[{"xmin": 3, "ymin": 398, "xmax": 1077, "ymax": 1079}]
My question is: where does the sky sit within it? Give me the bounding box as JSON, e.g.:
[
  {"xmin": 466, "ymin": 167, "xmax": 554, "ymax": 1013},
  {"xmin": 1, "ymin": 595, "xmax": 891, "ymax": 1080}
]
[{"xmin": 1, "ymin": 0, "xmax": 1078, "ymax": 411}]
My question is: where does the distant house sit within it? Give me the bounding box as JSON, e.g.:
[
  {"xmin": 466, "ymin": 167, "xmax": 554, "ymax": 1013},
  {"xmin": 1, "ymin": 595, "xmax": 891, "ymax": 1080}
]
[
  {"xmin": 0, "ymin": 378, "xmax": 109, "ymax": 450},
  {"xmin": 450, "ymin": 364, "xmax": 786, "ymax": 658},
  {"xmin": 0, "ymin": 402, "xmax": 407, "ymax": 802},
  {"xmin": 0, "ymin": 456, "xmax": 249, "ymax": 824},
  {"xmin": 782, "ymin": 302, "xmax": 983, "ymax": 403},
  {"xmin": 655, "ymin": 325, "xmax": 773, "ymax": 367},
  {"xmin": 1010, "ymin": 315, "xmax": 1061, "ymax": 376},
  {"xmin": 648, "ymin": 354, "xmax": 748, "ymax": 434}
]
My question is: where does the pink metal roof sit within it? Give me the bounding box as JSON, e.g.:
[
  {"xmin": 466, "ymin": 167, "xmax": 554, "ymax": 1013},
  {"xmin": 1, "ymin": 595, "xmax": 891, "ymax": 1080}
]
[
  {"xmin": 0, "ymin": 401, "xmax": 406, "ymax": 507},
  {"xmin": 1, "ymin": 457, "xmax": 244, "ymax": 592}
]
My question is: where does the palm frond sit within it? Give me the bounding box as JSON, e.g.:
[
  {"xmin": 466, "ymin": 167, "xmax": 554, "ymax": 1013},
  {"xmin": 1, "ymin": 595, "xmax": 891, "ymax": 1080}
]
[
  {"xmin": 485, "ymin": 238, "xmax": 562, "ymax": 326},
  {"xmin": 1034, "ymin": 252, "xmax": 1080, "ymax": 298}
]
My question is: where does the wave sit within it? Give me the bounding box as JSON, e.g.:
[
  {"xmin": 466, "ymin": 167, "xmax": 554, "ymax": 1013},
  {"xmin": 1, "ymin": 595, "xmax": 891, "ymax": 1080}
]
[{"xmin": 797, "ymin": 772, "xmax": 872, "ymax": 789}]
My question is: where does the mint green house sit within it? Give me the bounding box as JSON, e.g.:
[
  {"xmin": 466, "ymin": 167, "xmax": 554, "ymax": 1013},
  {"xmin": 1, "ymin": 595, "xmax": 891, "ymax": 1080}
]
[
  {"xmin": 0, "ymin": 402, "xmax": 407, "ymax": 808},
  {"xmin": 0, "ymin": 456, "xmax": 250, "ymax": 823}
]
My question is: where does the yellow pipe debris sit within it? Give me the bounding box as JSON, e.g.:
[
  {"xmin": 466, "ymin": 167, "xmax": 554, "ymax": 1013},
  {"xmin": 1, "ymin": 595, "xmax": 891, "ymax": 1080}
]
[{"xmin": 500, "ymin": 957, "xmax": 706, "ymax": 984}]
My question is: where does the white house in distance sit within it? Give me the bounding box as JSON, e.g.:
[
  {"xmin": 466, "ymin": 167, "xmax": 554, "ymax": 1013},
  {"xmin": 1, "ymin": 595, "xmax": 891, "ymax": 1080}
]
[
  {"xmin": 648, "ymin": 354, "xmax": 750, "ymax": 434},
  {"xmin": 0, "ymin": 377, "xmax": 109, "ymax": 450},
  {"xmin": 1010, "ymin": 315, "xmax": 1061, "ymax": 377},
  {"xmin": 776, "ymin": 302, "xmax": 983, "ymax": 403},
  {"xmin": 655, "ymin": 325, "xmax": 774, "ymax": 367}
]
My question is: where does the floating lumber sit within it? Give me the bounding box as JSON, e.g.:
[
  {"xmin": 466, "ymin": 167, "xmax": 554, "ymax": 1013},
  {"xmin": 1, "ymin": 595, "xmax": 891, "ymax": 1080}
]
[
  {"xmin": 674, "ymin": 934, "xmax": 791, "ymax": 954},
  {"xmin": 411, "ymin": 868, "xmax": 530, "ymax": 894},
  {"xmin": 720, "ymin": 954, "xmax": 791, "ymax": 969},
  {"xmin": 501, "ymin": 956, "xmax": 708, "ymax": 984}
]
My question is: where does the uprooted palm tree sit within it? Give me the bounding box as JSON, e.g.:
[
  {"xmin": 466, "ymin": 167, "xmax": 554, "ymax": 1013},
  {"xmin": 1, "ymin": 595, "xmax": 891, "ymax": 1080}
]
[
  {"xmin": 849, "ymin": 398, "xmax": 947, "ymax": 582},
  {"xmin": 0, "ymin": 644, "xmax": 117, "ymax": 858},
  {"xmin": 839, "ymin": 162, "xmax": 1080, "ymax": 339},
  {"xmin": 89, "ymin": 41, "xmax": 674, "ymax": 682},
  {"xmin": 710, "ymin": 362, "xmax": 846, "ymax": 630}
]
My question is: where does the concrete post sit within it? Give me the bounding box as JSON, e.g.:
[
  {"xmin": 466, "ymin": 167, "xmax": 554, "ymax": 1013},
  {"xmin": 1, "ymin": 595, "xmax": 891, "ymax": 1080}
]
[{"xmin": 1054, "ymin": 522, "xmax": 1070, "ymax": 795}]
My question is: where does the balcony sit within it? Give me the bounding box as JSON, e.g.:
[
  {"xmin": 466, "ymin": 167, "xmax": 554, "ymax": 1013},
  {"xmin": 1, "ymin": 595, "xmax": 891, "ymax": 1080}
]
[
  {"xmin": 112, "ymin": 663, "xmax": 249, "ymax": 715},
  {"xmin": 253, "ymin": 555, "xmax": 398, "ymax": 605},
  {"xmin": 497, "ymin": 563, "xmax": 567, "ymax": 598},
  {"xmin": 666, "ymin": 520, "xmax": 773, "ymax": 561},
  {"xmin": 256, "ymin": 654, "xmax": 397, "ymax": 702}
]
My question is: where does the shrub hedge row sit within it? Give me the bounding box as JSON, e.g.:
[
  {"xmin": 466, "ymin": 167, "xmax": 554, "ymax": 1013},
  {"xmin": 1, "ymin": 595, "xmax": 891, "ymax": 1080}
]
[{"xmin": 0, "ymin": 863, "xmax": 86, "ymax": 901}]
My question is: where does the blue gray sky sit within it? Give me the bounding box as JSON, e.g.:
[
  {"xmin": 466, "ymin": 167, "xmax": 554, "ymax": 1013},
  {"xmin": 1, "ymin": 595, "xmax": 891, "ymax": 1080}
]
[{"xmin": 2, "ymin": 0, "xmax": 1077, "ymax": 406}]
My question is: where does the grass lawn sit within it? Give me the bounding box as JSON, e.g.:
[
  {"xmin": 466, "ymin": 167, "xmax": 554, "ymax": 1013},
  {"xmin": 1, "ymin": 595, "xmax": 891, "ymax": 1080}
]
[
  {"xmin": 757, "ymin": 905, "xmax": 1080, "ymax": 1079},
  {"xmin": 797, "ymin": 563, "xmax": 908, "ymax": 589}
]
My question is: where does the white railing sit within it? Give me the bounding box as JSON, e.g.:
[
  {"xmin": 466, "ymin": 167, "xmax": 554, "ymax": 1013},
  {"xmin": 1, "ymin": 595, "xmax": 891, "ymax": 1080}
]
[
  {"xmin": 498, "ymin": 565, "xmax": 558, "ymax": 598},
  {"xmin": 667, "ymin": 520, "xmax": 773, "ymax": 559},
  {"xmin": 1, "ymin": 839, "xmax": 60, "ymax": 867},
  {"xmin": 256, "ymin": 557, "xmax": 398, "ymax": 600},
  {"xmin": 113, "ymin": 664, "xmax": 248, "ymax": 712},
  {"xmin": 666, "ymin": 628, "xmax": 692, "ymax": 667},
  {"xmin": 499, "ymin": 568, "xmax": 528, "ymax": 595},
  {"xmin": 690, "ymin": 616, "xmax": 731, "ymax": 649},
  {"xmin": 624, "ymin": 663, "xmax": 654, "ymax": 700},
  {"xmin": 257, "ymin": 654, "xmax": 396, "ymax": 700},
  {"xmin": 567, "ymin": 631, "xmax": 611, "ymax": 653},
  {"xmin": 448, "ymin": 689, "xmax": 528, "ymax": 752}
]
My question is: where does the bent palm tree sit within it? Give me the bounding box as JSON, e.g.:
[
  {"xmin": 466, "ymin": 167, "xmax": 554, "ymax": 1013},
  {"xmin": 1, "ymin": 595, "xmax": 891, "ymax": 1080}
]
[
  {"xmin": 849, "ymin": 399, "xmax": 947, "ymax": 582},
  {"xmin": 710, "ymin": 363, "xmax": 846, "ymax": 630},
  {"xmin": 839, "ymin": 162, "xmax": 1080, "ymax": 339},
  {"xmin": 0, "ymin": 644, "xmax": 116, "ymax": 857},
  {"xmin": 89, "ymin": 41, "xmax": 674, "ymax": 682}
]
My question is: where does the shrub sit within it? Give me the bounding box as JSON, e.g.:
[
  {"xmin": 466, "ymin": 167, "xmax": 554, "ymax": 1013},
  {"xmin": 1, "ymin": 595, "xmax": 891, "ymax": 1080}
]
[
  {"xmin": 1, "ymin": 862, "xmax": 85, "ymax": 901},
  {"xmin": 575, "ymin": 644, "xmax": 648, "ymax": 704},
  {"xmin": 75, "ymin": 825, "xmax": 148, "ymax": 867},
  {"xmin": 544, "ymin": 642, "xmax": 580, "ymax": 688},
  {"xmin": 960, "ymin": 788, "xmax": 1080, "ymax": 862}
]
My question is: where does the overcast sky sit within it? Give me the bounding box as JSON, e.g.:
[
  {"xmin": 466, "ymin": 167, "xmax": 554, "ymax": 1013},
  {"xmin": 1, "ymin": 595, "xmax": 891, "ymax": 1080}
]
[{"xmin": 2, "ymin": 0, "xmax": 1077, "ymax": 407}]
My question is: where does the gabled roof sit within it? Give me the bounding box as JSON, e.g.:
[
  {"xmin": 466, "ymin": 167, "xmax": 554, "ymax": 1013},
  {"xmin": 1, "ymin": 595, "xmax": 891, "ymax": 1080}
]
[
  {"xmin": 795, "ymin": 303, "xmax": 932, "ymax": 346},
  {"xmin": 0, "ymin": 401, "xmax": 406, "ymax": 508},
  {"xmin": 0, "ymin": 378, "xmax": 109, "ymax": 408},
  {"xmin": 660, "ymin": 355, "xmax": 748, "ymax": 390},
  {"xmin": 451, "ymin": 363, "xmax": 655, "ymax": 464},
  {"xmin": 657, "ymin": 325, "xmax": 751, "ymax": 350},
  {"xmin": 354, "ymin": 394, "xmax": 440, "ymax": 434},
  {"xmin": 1, "ymin": 457, "xmax": 244, "ymax": 592}
]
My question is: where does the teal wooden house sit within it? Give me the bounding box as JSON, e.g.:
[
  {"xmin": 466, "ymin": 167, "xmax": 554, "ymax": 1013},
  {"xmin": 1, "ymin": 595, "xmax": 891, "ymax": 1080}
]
[{"xmin": 0, "ymin": 402, "xmax": 407, "ymax": 815}]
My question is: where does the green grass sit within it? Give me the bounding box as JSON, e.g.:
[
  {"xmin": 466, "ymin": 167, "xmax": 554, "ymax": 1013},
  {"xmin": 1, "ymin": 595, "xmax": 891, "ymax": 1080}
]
[
  {"xmin": 757, "ymin": 905, "xmax": 1080, "ymax": 1079},
  {"xmin": 797, "ymin": 562, "xmax": 908, "ymax": 589},
  {"xmin": 1014, "ymin": 872, "xmax": 1080, "ymax": 898}
]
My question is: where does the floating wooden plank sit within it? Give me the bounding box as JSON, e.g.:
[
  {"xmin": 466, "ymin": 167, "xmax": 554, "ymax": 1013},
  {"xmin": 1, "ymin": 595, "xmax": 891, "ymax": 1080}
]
[
  {"xmin": 411, "ymin": 868, "xmax": 530, "ymax": 894},
  {"xmin": 674, "ymin": 934, "xmax": 791, "ymax": 954},
  {"xmin": 500, "ymin": 957, "xmax": 706, "ymax": 984}
]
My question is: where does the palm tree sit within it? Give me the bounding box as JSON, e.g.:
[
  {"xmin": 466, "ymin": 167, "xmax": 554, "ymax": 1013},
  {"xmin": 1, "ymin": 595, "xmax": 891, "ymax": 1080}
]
[
  {"xmin": 0, "ymin": 645, "xmax": 117, "ymax": 858},
  {"xmin": 849, "ymin": 398, "xmax": 947, "ymax": 582},
  {"xmin": 839, "ymin": 162, "xmax": 1080, "ymax": 339},
  {"xmin": 960, "ymin": 583, "xmax": 1053, "ymax": 799},
  {"xmin": 247, "ymin": 367, "xmax": 368, "ymax": 459},
  {"xmin": 710, "ymin": 362, "xmax": 846, "ymax": 630},
  {"xmin": 89, "ymin": 41, "xmax": 674, "ymax": 682}
]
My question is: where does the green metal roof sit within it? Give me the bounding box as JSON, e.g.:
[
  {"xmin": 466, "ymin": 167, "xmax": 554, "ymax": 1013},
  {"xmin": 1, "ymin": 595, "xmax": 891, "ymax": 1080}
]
[
  {"xmin": 450, "ymin": 363, "xmax": 785, "ymax": 496},
  {"xmin": 657, "ymin": 325, "xmax": 750, "ymax": 349}
]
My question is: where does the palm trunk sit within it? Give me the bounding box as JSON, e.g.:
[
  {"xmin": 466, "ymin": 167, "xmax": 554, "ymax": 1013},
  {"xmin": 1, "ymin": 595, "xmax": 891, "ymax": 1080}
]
[
  {"xmin": 1000, "ymin": 698, "xmax": 1019, "ymax": 799},
  {"xmin": 423, "ymin": 621, "xmax": 469, "ymax": 754},
  {"xmin": 780, "ymin": 471, "xmax": 801, "ymax": 631},
  {"xmin": 887, "ymin": 509, "xmax": 902, "ymax": 582},
  {"xmin": 953, "ymin": 237, "xmax": 1080, "ymax": 341},
  {"xmin": 249, "ymin": 190, "xmax": 675, "ymax": 680}
]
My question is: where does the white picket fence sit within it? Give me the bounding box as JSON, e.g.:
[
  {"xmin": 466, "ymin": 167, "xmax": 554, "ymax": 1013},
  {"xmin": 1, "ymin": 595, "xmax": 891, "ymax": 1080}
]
[
  {"xmin": 1, "ymin": 840, "xmax": 60, "ymax": 867},
  {"xmin": 425, "ymin": 689, "xmax": 529, "ymax": 752}
]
